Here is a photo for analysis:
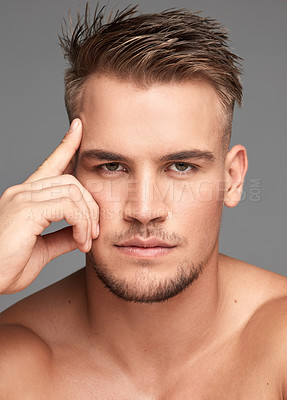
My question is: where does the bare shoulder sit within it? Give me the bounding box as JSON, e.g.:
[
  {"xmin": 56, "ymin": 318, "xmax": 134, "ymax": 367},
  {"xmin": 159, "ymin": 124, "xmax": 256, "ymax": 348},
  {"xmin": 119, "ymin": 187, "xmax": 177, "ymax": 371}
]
[
  {"xmin": 219, "ymin": 253, "xmax": 287, "ymax": 305},
  {"xmin": 0, "ymin": 268, "xmax": 86, "ymax": 396},
  {"xmin": 240, "ymin": 294, "xmax": 287, "ymax": 395},
  {"xmin": 0, "ymin": 323, "xmax": 52, "ymax": 397},
  {"xmin": 219, "ymin": 254, "xmax": 287, "ymax": 344},
  {"xmin": 0, "ymin": 267, "xmax": 86, "ymax": 338},
  {"xmin": 220, "ymin": 255, "xmax": 287, "ymax": 392}
]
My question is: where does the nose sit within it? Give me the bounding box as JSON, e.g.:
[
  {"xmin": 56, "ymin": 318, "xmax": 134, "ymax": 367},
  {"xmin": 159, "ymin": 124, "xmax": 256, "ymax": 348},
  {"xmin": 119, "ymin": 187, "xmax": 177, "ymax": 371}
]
[{"xmin": 123, "ymin": 174, "xmax": 169, "ymax": 225}]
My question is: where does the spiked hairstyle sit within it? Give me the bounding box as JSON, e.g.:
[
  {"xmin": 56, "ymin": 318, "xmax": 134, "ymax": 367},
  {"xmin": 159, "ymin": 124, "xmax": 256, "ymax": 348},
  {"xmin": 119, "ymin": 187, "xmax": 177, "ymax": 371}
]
[{"xmin": 59, "ymin": 4, "xmax": 243, "ymax": 146}]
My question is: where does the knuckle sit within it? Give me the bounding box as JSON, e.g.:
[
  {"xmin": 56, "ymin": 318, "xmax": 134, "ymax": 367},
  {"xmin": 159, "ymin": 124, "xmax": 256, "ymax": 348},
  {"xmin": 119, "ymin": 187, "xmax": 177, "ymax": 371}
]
[
  {"xmin": 62, "ymin": 198, "xmax": 82, "ymax": 220},
  {"xmin": 2, "ymin": 185, "xmax": 20, "ymax": 199},
  {"xmin": 67, "ymin": 183, "xmax": 83, "ymax": 201},
  {"xmin": 61, "ymin": 173, "xmax": 74, "ymax": 183},
  {"xmin": 61, "ymin": 174, "xmax": 80, "ymax": 187},
  {"xmin": 14, "ymin": 190, "xmax": 30, "ymax": 203},
  {"xmin": 49, "ymin": 206, "xmax": 64, "ymax": 221}
]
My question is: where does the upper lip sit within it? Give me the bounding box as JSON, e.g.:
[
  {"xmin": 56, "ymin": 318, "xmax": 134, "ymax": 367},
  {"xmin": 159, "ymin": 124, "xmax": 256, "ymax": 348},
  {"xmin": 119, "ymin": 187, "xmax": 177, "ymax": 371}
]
[{"xmin": 116, "ymin": 238, "xmax": 176, "ymax": 248}]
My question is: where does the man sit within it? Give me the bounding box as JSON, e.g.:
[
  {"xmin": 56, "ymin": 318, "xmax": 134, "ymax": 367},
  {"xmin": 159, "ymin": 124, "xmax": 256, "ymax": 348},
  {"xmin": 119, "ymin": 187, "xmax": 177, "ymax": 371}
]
[{"xmin": 0, "ymin": 5, "xmax": 287, "ymax": 399}]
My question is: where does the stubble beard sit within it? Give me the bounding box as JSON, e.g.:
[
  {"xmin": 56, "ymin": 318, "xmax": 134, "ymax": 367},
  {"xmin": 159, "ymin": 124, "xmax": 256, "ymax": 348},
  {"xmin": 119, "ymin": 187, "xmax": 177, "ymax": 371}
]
[
  {"xmin": 87, "ymin": 251, "xmax": 208, "ymax": 304},
  {"xmin": 87, "ymin": 222, "xmax": 219, "ymax": 304}
]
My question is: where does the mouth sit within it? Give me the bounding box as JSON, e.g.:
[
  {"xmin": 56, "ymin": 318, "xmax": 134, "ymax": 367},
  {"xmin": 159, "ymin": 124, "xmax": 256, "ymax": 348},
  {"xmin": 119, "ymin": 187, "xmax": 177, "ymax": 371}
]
[{"xmin": 114, "ymin": 238, "xmax": 176, "ymax": 258}]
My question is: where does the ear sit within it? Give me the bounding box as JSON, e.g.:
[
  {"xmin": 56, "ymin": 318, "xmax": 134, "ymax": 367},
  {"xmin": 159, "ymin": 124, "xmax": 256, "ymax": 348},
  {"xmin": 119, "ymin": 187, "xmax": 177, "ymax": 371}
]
[{"xmin": 224, "ymin": 144, "xmax": 248, "ymax": 208}]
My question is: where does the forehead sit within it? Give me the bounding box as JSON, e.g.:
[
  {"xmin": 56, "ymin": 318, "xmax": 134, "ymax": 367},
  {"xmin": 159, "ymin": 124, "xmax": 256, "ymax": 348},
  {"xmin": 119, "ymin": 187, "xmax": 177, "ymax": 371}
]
[{"xmin": 78, "ymin": 75, "xmax": 224, "ymax": 157}]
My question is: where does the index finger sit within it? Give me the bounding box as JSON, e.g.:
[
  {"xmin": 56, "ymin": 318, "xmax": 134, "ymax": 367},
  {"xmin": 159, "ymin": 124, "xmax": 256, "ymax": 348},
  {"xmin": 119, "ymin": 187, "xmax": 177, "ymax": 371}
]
[{"xmin": 25, "ymin": 119, "xmax": 82, "ymax": 183}]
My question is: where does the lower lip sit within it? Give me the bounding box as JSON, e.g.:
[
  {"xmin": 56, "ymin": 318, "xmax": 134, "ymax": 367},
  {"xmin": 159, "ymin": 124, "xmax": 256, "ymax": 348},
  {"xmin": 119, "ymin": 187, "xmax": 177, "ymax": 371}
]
[{"xmin": 115, "ymin": 246, "xmax": 175, "ymax": 258}]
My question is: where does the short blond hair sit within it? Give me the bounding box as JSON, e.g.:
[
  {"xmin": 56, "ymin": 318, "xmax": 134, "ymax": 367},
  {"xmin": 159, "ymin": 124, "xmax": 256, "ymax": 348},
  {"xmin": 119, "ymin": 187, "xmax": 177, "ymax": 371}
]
[{"xmin": 59, "ymin": 4, "xmax": 243, "ymax": 146}]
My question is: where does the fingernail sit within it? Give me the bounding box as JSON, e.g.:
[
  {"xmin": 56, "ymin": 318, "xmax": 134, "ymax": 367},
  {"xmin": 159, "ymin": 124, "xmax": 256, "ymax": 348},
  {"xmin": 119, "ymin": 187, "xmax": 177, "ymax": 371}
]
[{"xmin": 69, "ymin": 119, "xmax": 79, "ymax": 133}]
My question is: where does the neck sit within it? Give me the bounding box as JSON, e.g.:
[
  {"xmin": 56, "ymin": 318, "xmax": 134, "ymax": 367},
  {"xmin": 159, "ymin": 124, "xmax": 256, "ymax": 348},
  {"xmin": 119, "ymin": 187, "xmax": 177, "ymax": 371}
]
[{"xmin": 83, "ymin": 248, "xmax": 225, "ymax": 375}]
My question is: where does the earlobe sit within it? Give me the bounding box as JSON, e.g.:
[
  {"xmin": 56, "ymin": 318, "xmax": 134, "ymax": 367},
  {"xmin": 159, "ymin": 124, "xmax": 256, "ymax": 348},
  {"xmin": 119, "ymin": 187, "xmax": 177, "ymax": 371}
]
[{"xmin": 224, "ymin": 144, "xmax": 248, "ymax": 208}]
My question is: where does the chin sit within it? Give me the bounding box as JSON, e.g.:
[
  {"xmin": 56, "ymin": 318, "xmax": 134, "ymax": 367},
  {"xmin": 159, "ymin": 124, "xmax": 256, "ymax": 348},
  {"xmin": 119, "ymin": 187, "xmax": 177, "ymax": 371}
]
[{"xmin": 87, "ymin": 249, "xmax": 207, "ymax": 304}]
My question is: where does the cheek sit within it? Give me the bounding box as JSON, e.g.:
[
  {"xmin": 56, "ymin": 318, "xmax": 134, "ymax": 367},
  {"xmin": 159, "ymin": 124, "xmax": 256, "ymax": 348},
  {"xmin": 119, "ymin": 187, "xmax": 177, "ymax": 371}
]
[
  {"xmin": 82, "ymin": 178, "xmax": 125, "ymax": 222},
  {"xmin": 173, "ymin": 176, "xmax": 225, "ymax": 203},
  {"xmin": 171, "ymin": 179, "xmax": 223, "ymax": 231}
]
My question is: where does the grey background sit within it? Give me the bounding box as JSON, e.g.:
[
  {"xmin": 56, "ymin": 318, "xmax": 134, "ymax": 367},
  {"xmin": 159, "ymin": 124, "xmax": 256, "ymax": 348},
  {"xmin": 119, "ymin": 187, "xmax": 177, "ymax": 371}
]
[{"xmin": 0, "ymin": 0, "xmax": 286, "ymax": 312}]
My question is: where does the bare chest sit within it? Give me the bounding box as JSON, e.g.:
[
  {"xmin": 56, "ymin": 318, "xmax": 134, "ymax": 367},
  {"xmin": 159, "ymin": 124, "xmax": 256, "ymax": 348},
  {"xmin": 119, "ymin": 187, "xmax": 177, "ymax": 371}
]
[{"xmin": 43, "ymin": 343, "xmax": 282, "ymax": 400}]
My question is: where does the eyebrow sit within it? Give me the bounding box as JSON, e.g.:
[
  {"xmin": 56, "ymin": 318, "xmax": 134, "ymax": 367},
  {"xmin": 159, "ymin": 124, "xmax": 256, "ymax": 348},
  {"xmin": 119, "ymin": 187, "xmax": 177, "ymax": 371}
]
[
  {"xmin": 80, "ymin": 150, "xmax": 132, "ymax": 163},
  {"xmin": 159, "ymin": 150, "xmax": 215, "ymax": 163},
  {"xmin": 80, "ymin": 149, "xmax": 215, "ymax": 163}
]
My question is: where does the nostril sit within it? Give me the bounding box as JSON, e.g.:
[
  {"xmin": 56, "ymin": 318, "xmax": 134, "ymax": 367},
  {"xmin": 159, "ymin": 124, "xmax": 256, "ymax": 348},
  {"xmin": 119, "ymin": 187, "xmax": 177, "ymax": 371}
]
[{"xmin": 122, "ymin": 203, "xmax": 169, "ymax": 224}]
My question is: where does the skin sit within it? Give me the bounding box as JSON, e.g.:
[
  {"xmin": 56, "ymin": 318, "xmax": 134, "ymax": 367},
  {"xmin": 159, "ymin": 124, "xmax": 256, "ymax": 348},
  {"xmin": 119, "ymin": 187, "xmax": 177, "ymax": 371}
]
[
  {"xmin": 77, "ymin": 76, "xmax": 228, "ymax": 305},
  {"xmin": 1, "ymin": 76, "xmax": 287, "ymax": 399}
]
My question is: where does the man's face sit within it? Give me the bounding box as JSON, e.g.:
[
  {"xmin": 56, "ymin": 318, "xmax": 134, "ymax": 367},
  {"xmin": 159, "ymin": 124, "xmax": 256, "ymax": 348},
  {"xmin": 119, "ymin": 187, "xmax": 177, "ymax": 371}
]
[{"xmin": 76, "ymin": 75, "xmax": 226, "ymax": 303}]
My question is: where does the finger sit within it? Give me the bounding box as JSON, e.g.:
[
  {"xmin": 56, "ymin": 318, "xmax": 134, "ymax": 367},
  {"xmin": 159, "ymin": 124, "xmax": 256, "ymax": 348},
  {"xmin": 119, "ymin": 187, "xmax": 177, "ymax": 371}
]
[
  {"xmin": 41, "ymin": 226, "xmax": 78, "ymax": 263},
  {"xmin": 30, "ymin": 184, "xmax": 93, "ymax": 247},
  {"xmin": 22, "ymin": 175, "xmax": 99, "ymax": 238},
  {"xmin": 17, "ymin": 227, "xmax": 78, "ymax": 287},
  {"xmin": 25, "ymin": 118, "xmax": 82, "ymax": 184},
  {"xmin": 63, "ymin": 153, "xmax": 78, "ymax": 175},
  {"xmin": 31, "ymin": 198, "xmax": 91, "ymax": 252}
]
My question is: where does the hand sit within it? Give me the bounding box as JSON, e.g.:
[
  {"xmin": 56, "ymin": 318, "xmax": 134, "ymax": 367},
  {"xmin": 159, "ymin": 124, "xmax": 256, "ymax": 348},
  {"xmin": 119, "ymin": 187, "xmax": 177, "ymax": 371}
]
[{"xmin": 0, "ymin": 119, "xmax": 99, "ymax": 294}]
